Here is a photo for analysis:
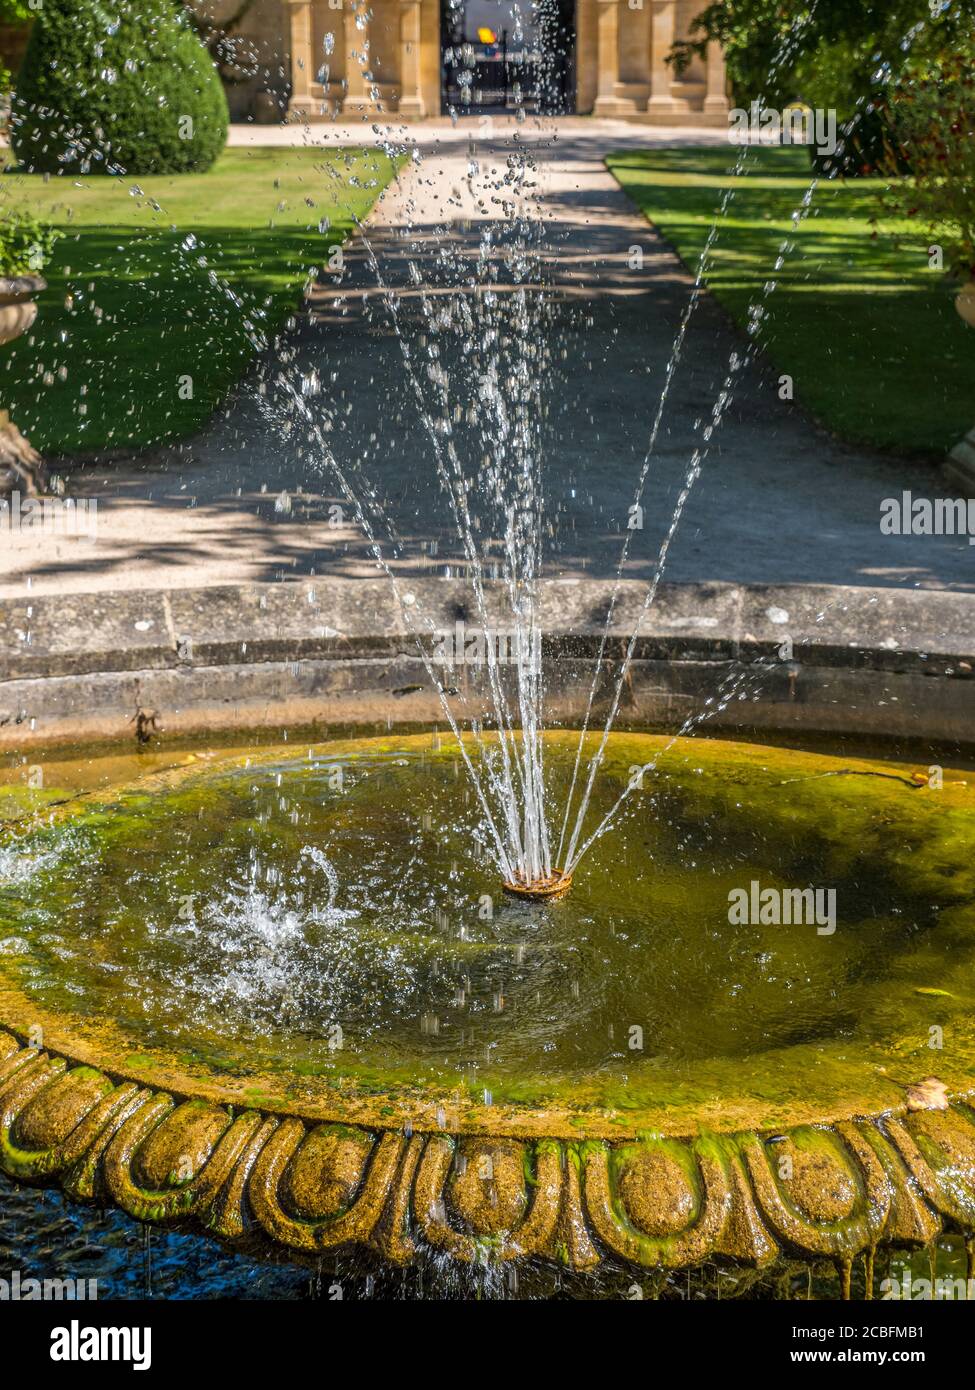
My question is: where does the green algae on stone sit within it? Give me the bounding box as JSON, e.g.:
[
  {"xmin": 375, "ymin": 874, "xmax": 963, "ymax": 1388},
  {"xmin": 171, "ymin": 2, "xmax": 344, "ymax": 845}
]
[{"xmin": 0, "ymin": 731, "xmax": 973, "ymax": 1138}]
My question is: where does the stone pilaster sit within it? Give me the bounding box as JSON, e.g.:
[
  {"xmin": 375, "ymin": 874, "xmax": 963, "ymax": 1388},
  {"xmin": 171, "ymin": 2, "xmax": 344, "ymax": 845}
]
[
  {"xmin": 704, "ymin": 39, "xmax": 730, "ymax": 117},
  {"xmin": 592, "ymin": 0, "xmax": 621, "ymax": 117},
  {"xmin": 647, "ymin": 0, "xmax": 677, "ymax": 113},
  {"xmin": 286, "ymin": 0, "xmax": 315, "ymax": 116},
  {"xmin": 342, "ymin": 0, "xmax": 379, "ymax": 114},
  {"xmin": 398, "ymin": 0, "xmax": 425, "ymax": 118}
]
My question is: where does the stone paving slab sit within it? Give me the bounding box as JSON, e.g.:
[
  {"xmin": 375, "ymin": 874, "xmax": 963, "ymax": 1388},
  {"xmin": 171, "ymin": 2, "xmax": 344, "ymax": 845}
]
[{"xmin": 2, "ymin": 578, "xmax": 973, "ymax": 684}]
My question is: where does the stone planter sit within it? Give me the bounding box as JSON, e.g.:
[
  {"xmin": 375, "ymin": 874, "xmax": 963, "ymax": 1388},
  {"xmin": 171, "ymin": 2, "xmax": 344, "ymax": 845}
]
[
  {"xmin": 0, "ymin": 273, "xmax": 46, "ymax": 347},
  {"xmin": 945, "ymin": 283, "xmax": 975, "ymax": 493},
  {"xmin": 0, "ymin": 274, "xmax": 46, "ymax": 492},
  {"xmin": 956, "ymin": 279, "xmax": 975, "ymax": 329},
  {"xmin": 945, "ymin": 425, "xmax": 975, "ymax": 497}
]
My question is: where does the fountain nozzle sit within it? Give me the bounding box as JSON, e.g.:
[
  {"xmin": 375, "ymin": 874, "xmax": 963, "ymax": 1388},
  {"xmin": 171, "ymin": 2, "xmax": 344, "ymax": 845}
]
[{"xmin": 502, "ymin": 869, "xmax": 573, "ymax": 901}]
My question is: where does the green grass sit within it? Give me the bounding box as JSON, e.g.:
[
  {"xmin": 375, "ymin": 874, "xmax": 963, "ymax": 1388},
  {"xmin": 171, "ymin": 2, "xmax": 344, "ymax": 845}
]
[
  {"xmin": 606, "ymin": 145, "xmax": 975, "ymax": 457},
  {"xmin": 0, "ymin": 147, "xmax": 401, "ymax": 454}
]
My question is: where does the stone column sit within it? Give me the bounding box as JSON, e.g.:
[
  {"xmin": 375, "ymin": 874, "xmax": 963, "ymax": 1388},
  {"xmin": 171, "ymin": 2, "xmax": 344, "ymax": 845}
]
[
  {"xmin": 647, "ymin": 0, "xmax": 677, "ymax": 113},
  {"xmin": 342, "ymin": 0, "xmax": 372, "ymax": 111},
  {"xmin": 398, "ymin": 0, "xmax": 425, "ymax": 117},
  {"xmin": 592, "ymin": 0, "xmax": 621, "ymax": 116},
  {"xmin": 704, "ymin": 39, "xmax": 729, "ymax": 116},
  {"xmin": 287, "ymin": 0, "xmax": 315, "ymax": 113}
]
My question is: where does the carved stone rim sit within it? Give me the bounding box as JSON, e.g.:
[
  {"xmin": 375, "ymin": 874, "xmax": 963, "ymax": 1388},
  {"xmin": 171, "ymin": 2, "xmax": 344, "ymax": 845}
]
[{"xmin": 3, "ymin": 1024, "xmax": 975, "ymax": 1280}]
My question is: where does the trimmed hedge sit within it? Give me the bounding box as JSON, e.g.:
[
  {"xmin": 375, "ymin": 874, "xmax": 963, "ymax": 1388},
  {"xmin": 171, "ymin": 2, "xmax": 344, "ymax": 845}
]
[{"xmin": 11, "ymin": 0, "xmax": 228, "ymax": 175}]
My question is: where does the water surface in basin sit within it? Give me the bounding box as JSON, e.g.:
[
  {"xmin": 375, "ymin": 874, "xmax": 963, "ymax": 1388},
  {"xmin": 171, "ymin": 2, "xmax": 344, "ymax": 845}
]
[{"xmin": 2, "ymin": 732, "xmax": 973, "ymax": 1110}]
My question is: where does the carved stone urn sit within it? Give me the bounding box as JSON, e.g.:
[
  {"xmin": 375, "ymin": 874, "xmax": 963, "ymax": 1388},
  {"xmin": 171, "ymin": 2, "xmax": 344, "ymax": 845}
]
[
  {"xmin": 946, "ymin": 284, "xmax": 975, "ymax": 492},
  {"xmin": 0, "ymin": 273, "xmax": 46, "ymax": 492},
  {"xmin": 0, "ymin": 272, "xmax": 45, "ymax": 345},
  {"xmin": 956, "ymin": 281, "xmax": 975, "ymax": 328}
]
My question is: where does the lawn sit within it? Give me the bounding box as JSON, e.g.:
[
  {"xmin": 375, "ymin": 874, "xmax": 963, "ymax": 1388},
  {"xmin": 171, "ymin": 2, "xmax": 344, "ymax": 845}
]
[
  {"xmin": 0, "ymin": 147, "xmax": 401, "ymax": 454},
  {"xmin": 606, "ymin": 146, "xmax": 975, "ymax": 457}
]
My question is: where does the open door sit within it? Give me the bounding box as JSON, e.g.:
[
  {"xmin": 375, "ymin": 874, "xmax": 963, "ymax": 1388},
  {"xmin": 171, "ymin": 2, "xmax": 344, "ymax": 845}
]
[{"xmin": 441, "ymin": 0, "xmax": 575, "ymax": 116}]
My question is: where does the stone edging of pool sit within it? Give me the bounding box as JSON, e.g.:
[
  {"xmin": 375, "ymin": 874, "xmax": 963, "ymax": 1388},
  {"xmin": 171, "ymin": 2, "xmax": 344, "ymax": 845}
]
[
  {"xmin": 0, "ymin": 577, "xmax": 973, "ymax": 748},
  {"xmin": 2, "ymin": 1026, "xmax": 974, "ymax": 1279}
]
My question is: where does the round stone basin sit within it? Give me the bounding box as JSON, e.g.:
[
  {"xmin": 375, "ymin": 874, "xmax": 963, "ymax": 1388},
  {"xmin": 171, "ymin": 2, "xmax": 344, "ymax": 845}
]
[{"xmin": 2, "ymin": 731, "xmax": 975, "ymax": 1139}]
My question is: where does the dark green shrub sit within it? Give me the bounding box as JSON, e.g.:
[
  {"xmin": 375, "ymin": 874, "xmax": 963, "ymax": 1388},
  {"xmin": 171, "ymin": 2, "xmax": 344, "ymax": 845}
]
[{"xmin": 10, "ymin": 0, "xmax": 228, "ymax": 175}]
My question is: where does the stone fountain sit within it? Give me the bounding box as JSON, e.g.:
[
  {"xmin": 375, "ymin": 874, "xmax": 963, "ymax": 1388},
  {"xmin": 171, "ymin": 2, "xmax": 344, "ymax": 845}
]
[{"xmin": 2, "ymin": 579, "xmax": 974, "ymax": 1294}]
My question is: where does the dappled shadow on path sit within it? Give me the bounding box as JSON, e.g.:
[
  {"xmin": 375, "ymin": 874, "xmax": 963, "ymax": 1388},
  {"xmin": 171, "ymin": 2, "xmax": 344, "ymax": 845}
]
[{"xmin": 10, "ymin": 143, "xmax": 974, "ymax": 598}]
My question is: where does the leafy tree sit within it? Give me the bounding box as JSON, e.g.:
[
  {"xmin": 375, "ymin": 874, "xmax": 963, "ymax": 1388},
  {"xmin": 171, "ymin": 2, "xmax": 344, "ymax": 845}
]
[
  {"xmin": 877, "ymin": 36, "xmax": 975, "ymax": 276},
  {"xmin": 0, "ymin": 0, "xmax": 33, "ymax": 94},
  {"xmin": 10, "ymin": 0, "xmax": 228, "ymax": 175},
  {"xmin": 674, "ymin": 1, "xmax": 975, "ymax": 175},
  {"xmin": 674, "ymin": 1, "xmax": 975, "ymax": 108}
]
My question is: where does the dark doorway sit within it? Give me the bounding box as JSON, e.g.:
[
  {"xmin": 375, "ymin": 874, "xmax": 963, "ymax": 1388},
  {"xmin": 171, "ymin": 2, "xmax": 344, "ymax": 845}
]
[{"xmin": 441, "ymin": 0, "xmax": 575, "ymax": 116}]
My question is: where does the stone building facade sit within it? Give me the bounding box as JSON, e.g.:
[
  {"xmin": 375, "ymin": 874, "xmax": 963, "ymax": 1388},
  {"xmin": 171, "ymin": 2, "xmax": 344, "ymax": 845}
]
[
  {"xmin": 1, "ymin": 2, "xmax": 729, "ymax": 127},
  {"xmin": 202, "ymin": 0, "xmax": 728, "ymax": 124}
]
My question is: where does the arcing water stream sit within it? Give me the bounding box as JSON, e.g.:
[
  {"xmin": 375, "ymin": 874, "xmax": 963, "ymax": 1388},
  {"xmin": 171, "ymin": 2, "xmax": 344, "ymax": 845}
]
[{"xmin": 257, "ymin": 0, "xmax": 934, "ymax": 892}]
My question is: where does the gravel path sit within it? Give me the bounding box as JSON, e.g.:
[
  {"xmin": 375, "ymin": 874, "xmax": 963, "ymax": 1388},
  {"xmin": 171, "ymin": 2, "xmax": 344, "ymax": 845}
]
[{"xmin": 2, "ymin": 117, "xmax": 970, "ymax": 598}]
